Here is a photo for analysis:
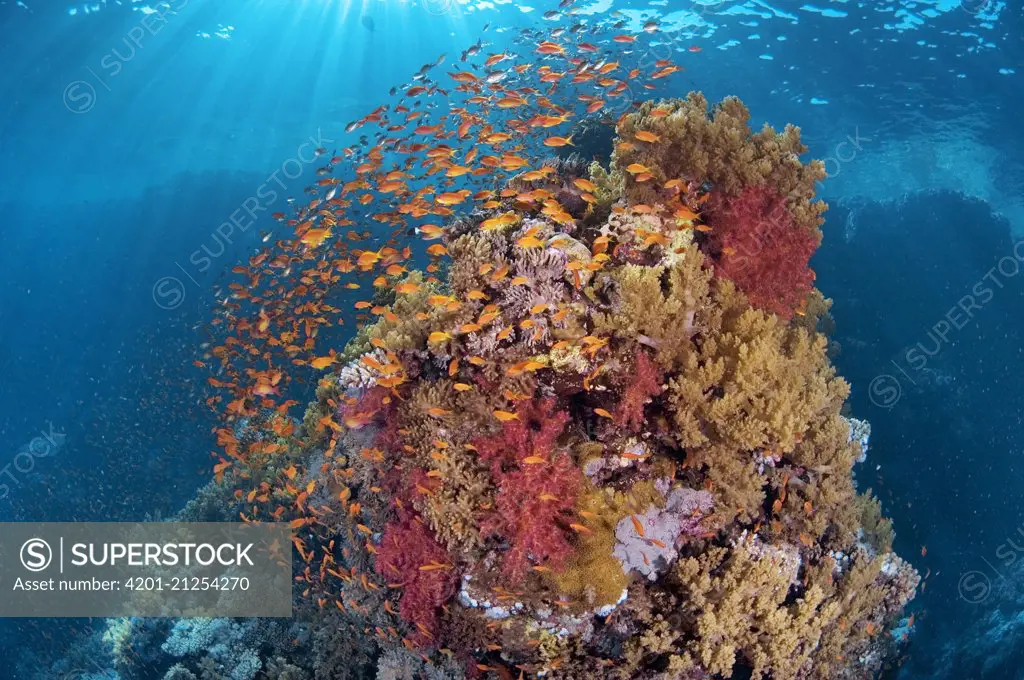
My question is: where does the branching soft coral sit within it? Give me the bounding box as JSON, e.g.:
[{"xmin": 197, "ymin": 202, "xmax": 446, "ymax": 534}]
[
  {"xmin": 474, "ymin": 399, "xmax": 569, "ymax": 478},
  {"xmin": 484, "ymin": 451, "xmax": 581, "ymax": 583},
  {"xmin": 615, "ymin": 351, "xmax": 662, "ymax": 431},
  {"xmin": 589, "ymin": 253, "xmax": 711, "ymax": 372},
  {"xmin": 676, "ymin": 541, "xmax": 837, "ymax": 679},
  {"xmin": 612, "ymin": 94, "xmax": 827, "ymax": 236},
  {"xmin": 708, "ymin": 185, "xmax": 819, "ymax": 320},
  {"xmin": 665, "ymin": 303, "xmax": 848, "ymax": 520},
  {"xmin": 374, "ymin": 510, "xmax": 458, "ymax": 645},
  {"xmin": 473, "ymin": 399, "xmax": 581, "ymax": 582}
]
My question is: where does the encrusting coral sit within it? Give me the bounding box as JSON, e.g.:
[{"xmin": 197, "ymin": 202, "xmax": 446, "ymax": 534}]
[{"xmin": 107, "ymin": 93, "xmax": 917, "ymax": 680}]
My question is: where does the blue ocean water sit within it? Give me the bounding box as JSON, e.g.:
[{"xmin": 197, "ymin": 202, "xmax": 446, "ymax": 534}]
[{"xmin": 0, "ymin": 0, "xmax": 1021, "ymax": 678}]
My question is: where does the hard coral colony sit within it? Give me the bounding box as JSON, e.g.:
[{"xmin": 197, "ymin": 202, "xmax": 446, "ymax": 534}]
[{"xmin": 177, "ymin": 42, "xmax": 919, "ymax": 680}]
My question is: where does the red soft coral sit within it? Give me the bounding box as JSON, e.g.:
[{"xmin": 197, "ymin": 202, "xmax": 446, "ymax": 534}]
[
  {"xmin": 473, "ymin": 399, "xmax": 580, "ymax": 582},
  {"xmin": 615, "ymin": 351, "xmax": 662, "ymax": 431},
  {"xmin": 474, "ymin": 398, "xmax": 569, "ymax": 477},
  {"xmin": 707, "ymin": 184, "xmax": 819, "ymax": 319},
  {"xmin": 483, "ymin": 451, "xmax": 581, "ymax": 583},
  {"xmin": 374, "ymin": 510, "xmax": 458, "ymax": 645}
]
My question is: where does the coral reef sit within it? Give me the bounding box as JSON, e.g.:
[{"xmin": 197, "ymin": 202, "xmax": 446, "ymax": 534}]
[
  {"xmin": 160, "ymin": 617, "xmax": 280, "ymax": 680},
  {"xmin": 96, "ymin": 92, "xmax": 917, "ymax": 680}
]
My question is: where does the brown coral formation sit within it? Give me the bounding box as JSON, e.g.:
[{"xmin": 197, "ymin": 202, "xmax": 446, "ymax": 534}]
[{"xmin": 613, "ymin": 94, "xmax": 827, "ymax": 237}]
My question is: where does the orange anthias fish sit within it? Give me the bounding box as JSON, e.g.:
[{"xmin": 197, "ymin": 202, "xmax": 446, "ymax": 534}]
[
  {"xmin": 436, "ymin": 190, "xmax": 471, "ymax": 206},
  {"xmin": 204, "ymin": 15, "xmax": 695, "ymax": 626},
  {"xmin": 310, "ymin": 355, "xmax": 337, "ymax": 370},
  {"xmin": 536, "ymin": 41, "xmax": 565, "ymax": 55},
  {"xmin": 300, "ymin": 228, "xmax": 332, "ymax": 248},
  {"xmin": 543, "ymin": 135, "xmax": 574, "ymax": 147}
]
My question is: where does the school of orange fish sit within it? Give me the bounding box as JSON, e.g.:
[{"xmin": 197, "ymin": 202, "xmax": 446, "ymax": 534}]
[
  {"xmin": 202, "ymin": 11, "xmax": 698, "ymax": 488},
  {"xmin": 197, "ymin": 4, "xmax": 714, "ymax": 671}
]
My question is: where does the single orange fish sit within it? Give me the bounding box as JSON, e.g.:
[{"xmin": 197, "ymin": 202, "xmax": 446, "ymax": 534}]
[{"xmin": 543, "ymin": 135, "xmax": 574, "ymax": 147}]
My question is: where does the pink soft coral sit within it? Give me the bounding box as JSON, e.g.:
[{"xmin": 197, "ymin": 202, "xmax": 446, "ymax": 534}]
[
  {"xmin": 615, "ymin": 351, "xmax": 662, "ymax": 431},
  {"xmin": 474, "ymin": 399, "xmax": 581, "ymax": 582},
  {"xmin": 374, "ymin": 510, "xmax": 458, "ymax": 645},
  {"xmin": 708, "ymin": 185, "xmax": 818, "ymax": 319}
]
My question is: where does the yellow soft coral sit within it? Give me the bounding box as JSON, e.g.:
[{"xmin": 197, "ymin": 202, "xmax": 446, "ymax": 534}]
[
  {"xmin": 590, "ymin": 247, "xmax": 710, "ymax": 371},
  {"xmin": 550, "ymin": 481, "xmax": 667, "ymax": 607},
  {"xmin": 612, "ymin": 94, "xmax": 827, "ymax": 236},
  {"xmin": 677, "ymin": 542, "xmax": 838, "ymax": 679},
  {"xmin": 549, "ymin": 486, "xmax": 629, "ymax": 607}
]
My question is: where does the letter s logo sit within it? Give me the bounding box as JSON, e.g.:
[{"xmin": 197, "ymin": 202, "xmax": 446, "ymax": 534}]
[{"xmin": 21, "ymin": 538, "xmax": 52, "ymax": 572}]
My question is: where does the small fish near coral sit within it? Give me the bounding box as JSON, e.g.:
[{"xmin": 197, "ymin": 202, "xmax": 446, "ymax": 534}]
[{"xmin": 128, "ymin": 22, "xmax": 920, "ymax": 680}]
